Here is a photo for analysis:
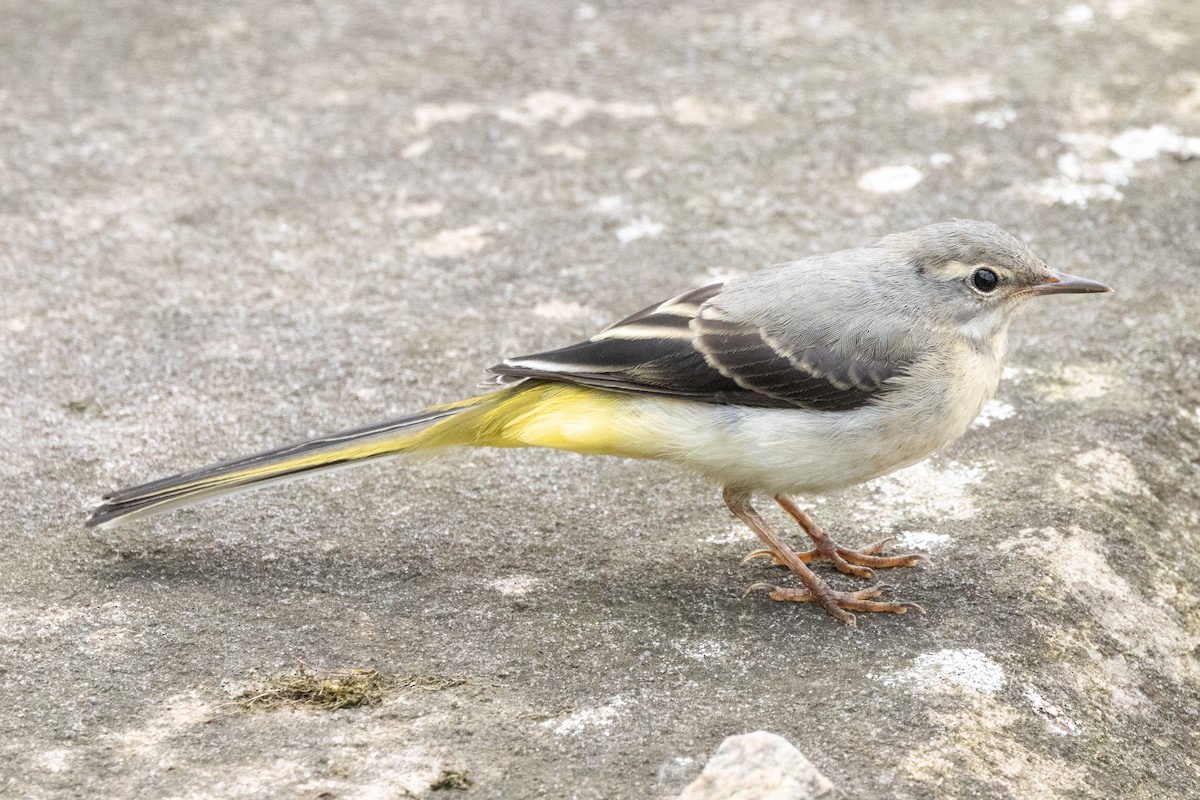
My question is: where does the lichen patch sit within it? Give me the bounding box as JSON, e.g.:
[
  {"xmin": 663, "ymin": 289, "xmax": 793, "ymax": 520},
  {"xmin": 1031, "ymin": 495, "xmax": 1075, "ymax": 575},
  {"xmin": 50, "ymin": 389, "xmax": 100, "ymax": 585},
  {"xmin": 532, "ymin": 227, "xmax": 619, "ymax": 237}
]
[
  {"xmin": 542, "ymin": 697, "xmax": 628, "ymax": 736},
  {"xmin": 900, "ymin": 695, "xmax": 1088, "ymax": 796},
  {"xmin": 998, "ymin": 526, "xmax": 1194, "ymax": 685},
  {"xmin": 1059, "ymin": 447, "xmax": 1150, "ymax": 498},
  {"xmin": 878, "ymin": 649, "xmax": 1006, "ymax": 695},
  {"xmin": 858, "ymin": 461, "xmax": 985, "ymax": 528}
]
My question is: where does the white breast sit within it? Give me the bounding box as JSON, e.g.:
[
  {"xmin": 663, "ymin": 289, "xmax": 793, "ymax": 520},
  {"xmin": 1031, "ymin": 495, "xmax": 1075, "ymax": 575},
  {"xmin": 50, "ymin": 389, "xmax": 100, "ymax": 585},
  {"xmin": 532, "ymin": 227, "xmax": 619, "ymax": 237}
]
[{"xmin": 628, "ymin": 339, "xmax": 1004, "ymax": 495}]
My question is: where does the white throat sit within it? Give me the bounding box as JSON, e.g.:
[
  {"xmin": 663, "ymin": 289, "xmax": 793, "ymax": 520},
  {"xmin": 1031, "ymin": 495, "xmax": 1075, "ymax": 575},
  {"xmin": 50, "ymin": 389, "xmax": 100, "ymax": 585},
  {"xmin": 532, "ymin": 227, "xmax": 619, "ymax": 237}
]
[{"xmin": 958, "ymin": 305, "xmax": 1008, "ymax": 344}]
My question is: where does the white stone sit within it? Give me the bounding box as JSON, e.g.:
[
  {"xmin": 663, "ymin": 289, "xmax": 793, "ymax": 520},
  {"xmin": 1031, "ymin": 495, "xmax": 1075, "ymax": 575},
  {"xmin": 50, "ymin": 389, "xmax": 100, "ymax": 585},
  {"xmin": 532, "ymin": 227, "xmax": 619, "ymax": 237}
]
[{"xmin": 677, "ymin": 732, "xmax": 833, "ymax": 800}]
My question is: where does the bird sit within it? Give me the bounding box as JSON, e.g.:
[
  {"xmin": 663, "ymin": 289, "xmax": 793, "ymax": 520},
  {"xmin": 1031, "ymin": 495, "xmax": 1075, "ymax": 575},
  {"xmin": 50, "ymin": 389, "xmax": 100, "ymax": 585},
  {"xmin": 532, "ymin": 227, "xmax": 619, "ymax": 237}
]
[{"xmin": 87, "ymin": 219, "xmax": 1111, "ymax": 623}]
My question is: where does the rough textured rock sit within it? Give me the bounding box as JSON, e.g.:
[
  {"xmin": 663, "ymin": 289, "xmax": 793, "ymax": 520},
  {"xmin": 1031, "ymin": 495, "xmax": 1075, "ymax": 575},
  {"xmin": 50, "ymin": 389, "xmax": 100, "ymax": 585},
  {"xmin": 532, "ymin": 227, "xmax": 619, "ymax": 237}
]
[
  {"xmin": 677, "ymin": 732, "xmax": 833, "ymax": 800},
  {"xmin": 2, "ymin": 1, "xmax": 1199, "ymax": 798}
]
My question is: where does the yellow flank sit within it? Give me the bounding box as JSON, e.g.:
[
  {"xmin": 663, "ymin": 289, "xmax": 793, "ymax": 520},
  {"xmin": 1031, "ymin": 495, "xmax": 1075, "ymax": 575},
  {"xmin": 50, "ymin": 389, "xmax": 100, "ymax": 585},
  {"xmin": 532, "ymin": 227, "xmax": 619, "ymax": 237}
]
[{"xmin": 420, "ymin": 382, "xmax": 659, "ymax": 460}]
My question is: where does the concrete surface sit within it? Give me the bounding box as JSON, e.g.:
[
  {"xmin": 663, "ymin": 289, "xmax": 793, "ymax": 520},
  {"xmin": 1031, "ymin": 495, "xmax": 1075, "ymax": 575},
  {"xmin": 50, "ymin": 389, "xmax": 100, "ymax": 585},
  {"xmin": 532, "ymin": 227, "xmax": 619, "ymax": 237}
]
[{"xmin": 2, "ymin": 1, "xmax": 1199, "ymax": 798}]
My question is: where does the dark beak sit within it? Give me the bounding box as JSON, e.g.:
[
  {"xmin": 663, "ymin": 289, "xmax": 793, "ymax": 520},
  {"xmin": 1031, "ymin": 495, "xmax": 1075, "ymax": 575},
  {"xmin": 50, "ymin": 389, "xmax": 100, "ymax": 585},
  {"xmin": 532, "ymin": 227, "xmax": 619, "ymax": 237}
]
[{"xmin": 1025, "ymin": 271, "xmax": 1113, "ymax": 297}]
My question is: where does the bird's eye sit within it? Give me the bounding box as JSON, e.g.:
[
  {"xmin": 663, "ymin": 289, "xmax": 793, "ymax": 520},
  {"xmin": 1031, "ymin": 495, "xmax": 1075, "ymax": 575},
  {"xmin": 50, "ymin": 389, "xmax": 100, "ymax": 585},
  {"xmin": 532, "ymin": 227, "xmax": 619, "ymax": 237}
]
[{"xmin": 971, "ymin": 268, "xmax": 999, "ymax": 293}]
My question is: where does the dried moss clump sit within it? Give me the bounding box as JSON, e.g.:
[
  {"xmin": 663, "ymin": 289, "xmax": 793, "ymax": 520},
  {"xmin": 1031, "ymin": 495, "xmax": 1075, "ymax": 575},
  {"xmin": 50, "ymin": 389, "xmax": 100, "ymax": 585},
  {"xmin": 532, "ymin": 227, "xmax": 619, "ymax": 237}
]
[
  {"xmin": 235, "ymin": 664, "xmax": 470, "ymax": 712},
  {"xmin": 430, "ymin": 769, "xmax": 471, "ymax": 791},
  {"xmin": 237, "ymin": 666, "xmax": 389, "ymax": 711}
]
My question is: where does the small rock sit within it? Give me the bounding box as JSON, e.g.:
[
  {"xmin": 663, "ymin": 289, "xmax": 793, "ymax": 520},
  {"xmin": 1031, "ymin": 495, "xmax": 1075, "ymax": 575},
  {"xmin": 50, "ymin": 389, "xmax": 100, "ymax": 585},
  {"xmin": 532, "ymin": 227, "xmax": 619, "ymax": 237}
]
[{"xmin": 678, "ymin": 732, "xmax": 833, "ymax": 800}]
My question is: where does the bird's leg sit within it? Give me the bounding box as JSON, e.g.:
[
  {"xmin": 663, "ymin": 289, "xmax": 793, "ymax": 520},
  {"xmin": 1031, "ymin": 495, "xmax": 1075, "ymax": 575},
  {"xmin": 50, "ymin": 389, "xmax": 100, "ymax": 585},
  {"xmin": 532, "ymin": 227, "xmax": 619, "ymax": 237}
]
[
  {"xmin": 723, "ymin": 488, "xmax": 922, "ymax": 624},
  {"xmin": 742, "ymin": 495, "xmax": 924, "ymax": 580}
]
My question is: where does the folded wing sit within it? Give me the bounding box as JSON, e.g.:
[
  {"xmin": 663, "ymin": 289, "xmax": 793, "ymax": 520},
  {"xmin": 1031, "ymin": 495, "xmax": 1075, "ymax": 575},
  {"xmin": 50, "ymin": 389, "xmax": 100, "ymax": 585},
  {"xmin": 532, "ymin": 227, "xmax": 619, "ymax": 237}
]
[{"xmin": 487, "ymin": 283, "xmax": 907, "ymax": 412}]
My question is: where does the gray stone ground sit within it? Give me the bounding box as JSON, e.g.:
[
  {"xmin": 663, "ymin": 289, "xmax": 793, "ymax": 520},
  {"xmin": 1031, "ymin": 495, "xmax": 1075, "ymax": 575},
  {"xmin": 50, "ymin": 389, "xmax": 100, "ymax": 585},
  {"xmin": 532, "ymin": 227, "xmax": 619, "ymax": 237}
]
[{"xmin": 2, "ymin": 1, "xmax": 1199, "ymax": 798}]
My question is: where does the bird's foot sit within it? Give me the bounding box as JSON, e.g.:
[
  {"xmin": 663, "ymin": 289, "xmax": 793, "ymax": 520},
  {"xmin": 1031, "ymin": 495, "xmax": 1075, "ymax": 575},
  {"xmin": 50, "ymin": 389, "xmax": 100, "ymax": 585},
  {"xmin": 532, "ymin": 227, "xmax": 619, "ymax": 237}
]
[
  {"xmin": 743, "ymin": 582, "xmax": 925, "ymax": 625},
  {"xmin": 743, "ymin": 536, "xmax": 924, "ymax": 579},
  {"xmin": 723, "ymin": 488, "xmax": 924, "ymax": 624}
]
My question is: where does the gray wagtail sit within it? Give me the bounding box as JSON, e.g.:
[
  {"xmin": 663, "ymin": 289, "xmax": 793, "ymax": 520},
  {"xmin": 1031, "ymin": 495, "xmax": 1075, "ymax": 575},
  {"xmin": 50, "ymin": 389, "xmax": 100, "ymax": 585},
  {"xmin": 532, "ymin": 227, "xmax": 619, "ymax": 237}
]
[{"xmin": 88, "ymin": 219, "xmax": 1112, "ymax": 623}]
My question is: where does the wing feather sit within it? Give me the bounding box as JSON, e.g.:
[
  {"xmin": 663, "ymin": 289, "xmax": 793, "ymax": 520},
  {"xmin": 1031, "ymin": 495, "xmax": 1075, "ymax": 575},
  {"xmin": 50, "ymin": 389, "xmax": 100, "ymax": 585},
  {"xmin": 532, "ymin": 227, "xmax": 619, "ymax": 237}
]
[{"xmin": 487, "ymin": 283, "xmax": 910, "ymax": 411}]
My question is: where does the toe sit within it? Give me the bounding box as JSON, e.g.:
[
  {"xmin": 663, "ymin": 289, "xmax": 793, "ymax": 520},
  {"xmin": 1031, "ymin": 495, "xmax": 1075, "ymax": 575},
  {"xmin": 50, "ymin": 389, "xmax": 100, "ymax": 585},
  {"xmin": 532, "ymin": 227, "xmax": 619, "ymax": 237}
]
[
  {"xmin": 839, "ymin": 598, "xmax": 913, "ymax": 615},
  {"xmin": 830, "ymin": 556, "xmax": 875, "ymax": 579},
  {"xmin": 834, "ymin": 547, "xmax": 925, "ymax": 569}
]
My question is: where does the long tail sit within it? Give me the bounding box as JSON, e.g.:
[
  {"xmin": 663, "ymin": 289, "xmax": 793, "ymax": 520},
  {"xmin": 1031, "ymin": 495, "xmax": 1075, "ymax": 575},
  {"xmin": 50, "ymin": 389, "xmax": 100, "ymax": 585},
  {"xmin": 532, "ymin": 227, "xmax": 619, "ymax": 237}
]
[
  {"xmin": 86, "ymin": 391, "xmax": 508, "ymax": 529},
  {"xmin": 86, "ymin": 381, "xmax": 658, "ymax": 529}
]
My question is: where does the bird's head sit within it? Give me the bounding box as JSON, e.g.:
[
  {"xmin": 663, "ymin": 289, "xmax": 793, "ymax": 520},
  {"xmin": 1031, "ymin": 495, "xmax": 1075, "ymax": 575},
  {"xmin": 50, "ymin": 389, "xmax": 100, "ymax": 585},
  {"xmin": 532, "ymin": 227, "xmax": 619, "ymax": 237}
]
[{"xmin": 879, "ymin": 219, "xmax": 1112, "ymax": 342}]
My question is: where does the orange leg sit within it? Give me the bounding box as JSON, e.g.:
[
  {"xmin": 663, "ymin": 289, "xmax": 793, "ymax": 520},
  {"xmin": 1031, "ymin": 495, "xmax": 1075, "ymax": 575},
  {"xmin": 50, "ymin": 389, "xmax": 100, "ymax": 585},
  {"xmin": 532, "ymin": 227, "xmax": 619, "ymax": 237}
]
[
  {"xmin": 723, "ymin": 488, "xmax": 923, "ymax": 624},
  {"xmin": 742, "ymin": 495, "xmax": 924, "ymax": 579}
]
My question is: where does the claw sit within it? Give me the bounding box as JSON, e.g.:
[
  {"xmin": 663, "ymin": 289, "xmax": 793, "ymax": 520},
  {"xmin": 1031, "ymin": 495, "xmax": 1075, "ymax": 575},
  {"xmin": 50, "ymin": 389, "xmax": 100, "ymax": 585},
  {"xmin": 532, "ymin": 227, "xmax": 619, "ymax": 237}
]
[
  {"xmin": 856, "ymin": 536, "xmax": 896, "ymax": 555},
  {"xmin": 741, "ymin": 549, "xmax": 777, "ymax": 565},
  {"xmin": 742, "ymin": 582, "xmax": 784, "ymax": 598}
]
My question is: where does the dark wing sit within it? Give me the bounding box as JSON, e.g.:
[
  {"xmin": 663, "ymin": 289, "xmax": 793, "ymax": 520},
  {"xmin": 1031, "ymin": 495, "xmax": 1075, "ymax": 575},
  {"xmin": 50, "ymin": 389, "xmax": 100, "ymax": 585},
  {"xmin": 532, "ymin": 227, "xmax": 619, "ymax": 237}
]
[{"xmin": 486, "ymin": 283, "xmax": 905, "ymax": 411}]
